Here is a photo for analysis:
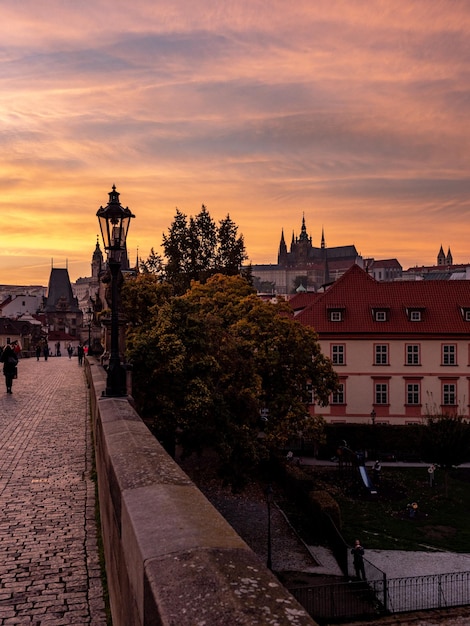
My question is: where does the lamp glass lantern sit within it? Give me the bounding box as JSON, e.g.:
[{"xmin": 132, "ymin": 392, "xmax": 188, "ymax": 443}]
[{"xmin": 97, "ymin": 185, "xmax": 135, "ymax": 258}]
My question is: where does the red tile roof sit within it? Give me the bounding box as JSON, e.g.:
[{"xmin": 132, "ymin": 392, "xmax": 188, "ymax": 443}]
[{"xmin": 295, "ymin": 264, "xmax": 470, "ymax": 337}]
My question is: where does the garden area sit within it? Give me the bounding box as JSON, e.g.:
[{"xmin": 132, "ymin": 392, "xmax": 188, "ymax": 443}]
[{"xmin": 302, "ymin": 464, "xmax": 470, "ymax": 553}]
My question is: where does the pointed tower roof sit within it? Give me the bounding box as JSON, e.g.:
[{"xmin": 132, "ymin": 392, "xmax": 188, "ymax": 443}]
[
  {"xmin": 299, "ymin": 213, "xmax": 309, "ymax": 242},
  {"xmin": 45, "ymin": 268, "xmax": 81, "ymax": 313}
]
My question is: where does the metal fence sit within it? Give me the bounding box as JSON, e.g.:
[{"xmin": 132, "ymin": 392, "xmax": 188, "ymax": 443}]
[{"xmin": 289, "ymin": 570, "xmax": 470, "ymax": 623}]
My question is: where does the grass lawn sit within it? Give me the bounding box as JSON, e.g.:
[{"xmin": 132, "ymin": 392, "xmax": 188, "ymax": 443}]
[{"xmin": 304, "ymin": 465, "xmax": 470, "ymax": 552}]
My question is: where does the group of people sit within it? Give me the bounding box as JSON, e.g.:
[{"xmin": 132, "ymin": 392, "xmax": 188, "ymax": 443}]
[
  {"xmin": 35, "ymin": 342, "xmax": 86, "ymax": 365},
  {"xmin": 1, "ymin": 340, "xmax": 89, "ymax": 394}
]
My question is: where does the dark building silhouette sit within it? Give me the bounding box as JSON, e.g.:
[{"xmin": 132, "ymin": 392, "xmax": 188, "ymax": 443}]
[
  {"xmin": 252, "ymin": 215, "xmax": 363, "ymax": 294},
  {"xmin": 45, "ymin": 267, "xmax": 83, "ymax": 340}
]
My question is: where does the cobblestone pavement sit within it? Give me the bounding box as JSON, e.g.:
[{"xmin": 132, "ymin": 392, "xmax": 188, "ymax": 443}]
[{"xmin": 0, "ymin": 356, "xmax": 107, "ymax": 625}]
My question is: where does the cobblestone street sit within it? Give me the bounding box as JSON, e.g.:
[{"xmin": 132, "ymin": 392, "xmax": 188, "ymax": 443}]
[{"xmin": 0, "ymin": 356, "xmax": 106, "ymax": 625}]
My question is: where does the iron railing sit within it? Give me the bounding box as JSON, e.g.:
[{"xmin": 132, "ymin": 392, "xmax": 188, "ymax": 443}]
[{"xmin": 289, "ymin": 570, "xmax": 470, "ymax": 623}]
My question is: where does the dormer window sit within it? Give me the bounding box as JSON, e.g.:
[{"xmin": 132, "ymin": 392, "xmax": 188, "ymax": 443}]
[
  {"xmin": 372, "ymin": 307, "xmax": 389, "ymax": 322},
  {"xmin": 406, "ymin": 306, "xmax": 425, "ymax": 322},
  {"xmin": 327, "ymin": 306, "xmax": 345, "ymax": 322},
  {"xmin": 460, "ymin": 307, "xmax": 470, "ymax": 321}
]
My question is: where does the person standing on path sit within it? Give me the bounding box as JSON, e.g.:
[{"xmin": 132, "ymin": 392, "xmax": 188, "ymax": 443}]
[
  {"xmin": 0, "ymin": 341, "xmax": 18, "ymax": 393},
  {"xmin": 77, "ymin": 342, "xmax": 84, "ymax": 366},
  {"xmin": 351, "ymin": 539, "xmax": 366, "ymax": 580}
]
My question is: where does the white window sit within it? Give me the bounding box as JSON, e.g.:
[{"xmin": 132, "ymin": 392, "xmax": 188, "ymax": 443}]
[
  {"xmin": 375, "ymin": 344, "xmax": 388, "ymax": 365},
  {"xmin": 443, "ymin": 383, "xmax": 456, "ymax": 405},
  {"xmin": 375, "ymin": 311, "xmax": 387, "ymax": 322},
  {"xmin": 330, "ymin": 311, "xmax": 342, "ymax": 322},
  {"xmin": 465, "ymin": 310, "xmax": 470, "ymax": 321},
  {"xmin": 406, "ymin": 344, "xmax": 420, "ymax": 365},
  {"xmin": 375, "ymin": 383, "xmax": 388, "ymax": 404},
  {"xmin": 406, "ymin": 383, "xmax": 420, "ymax": 405},
  {"xmin": 331, "ymin": 344, "xmax": 345, "ymax": 365},
  {"xmin": 442, "ymin": 344, "xmax": 456, "ymax": 365},
  {"xmin": 410, "ymin": 311, "xmax": 421, "ymax": 321}
]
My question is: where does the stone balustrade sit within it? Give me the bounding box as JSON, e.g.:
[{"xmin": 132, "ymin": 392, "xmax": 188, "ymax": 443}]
[{"xmin": 85, "ymin": 358, "xmax": 316, "ymax": 625}]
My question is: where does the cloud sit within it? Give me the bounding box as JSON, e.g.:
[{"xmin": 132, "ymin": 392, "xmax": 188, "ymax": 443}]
[{"xmin": 0, "ymin": 1, "xmax": 470, "ymax": 283}]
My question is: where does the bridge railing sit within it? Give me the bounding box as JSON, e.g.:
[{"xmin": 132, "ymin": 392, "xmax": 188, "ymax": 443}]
[{"xmin": 85, "ymin": 357, "xmax": 317, "ymax": 626}]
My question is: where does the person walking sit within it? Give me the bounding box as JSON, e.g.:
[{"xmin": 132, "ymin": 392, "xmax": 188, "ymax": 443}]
[
  {"xmin": 43, "ymin": 343, "xmax": 49, "ymax": 361},
  {"xmin": 0, "ymin": 341, "xmax": 19, "ymax": 394},
  {"xmin": 77, "ymin": 343, "xmax": 84, "ymax": 366},
  {"xmin": 36, "ymin": 344, "xmax": 41, "ymax": 361},
  {"xmin": 351, "ymin": 539, "xmax": 366, "ymax": 580},
  {"xmin": 67, "ymin": 343, "xmax": 73, "ymax": 359}
]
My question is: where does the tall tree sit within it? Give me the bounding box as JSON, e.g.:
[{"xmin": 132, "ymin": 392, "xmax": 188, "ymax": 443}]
[
  {"xmin": 162, "ymin": 208, "xmax": 192, "ymax": 293},
  {"xmin": 216, "ymin": 214, "xmax": 247, "ymax": 275},
  {"xmin": 162, "ymin": 205, "xmax": 247, "ymax": 294},
  {"xmin": 125, "ymin": 274, "xmax": 338, "ymax": 487}
]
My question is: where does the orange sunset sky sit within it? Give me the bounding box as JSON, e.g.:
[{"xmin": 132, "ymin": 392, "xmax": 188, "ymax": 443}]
[{"xmin": 1, "ymin": 0, "xmax": 470, "ymax": 285}]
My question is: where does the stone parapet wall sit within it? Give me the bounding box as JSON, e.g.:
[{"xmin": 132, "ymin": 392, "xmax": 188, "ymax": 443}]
[{"xmin": 85, "ymin": 358, "xmax": 316, "ymax": 626}]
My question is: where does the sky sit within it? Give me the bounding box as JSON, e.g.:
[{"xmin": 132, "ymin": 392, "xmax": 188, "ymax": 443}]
[{"xmin": 1, "ymin": 0, "xmax": 470, "ymax": 285}]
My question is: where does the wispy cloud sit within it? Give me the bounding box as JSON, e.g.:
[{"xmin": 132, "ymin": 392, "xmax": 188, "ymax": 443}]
[{"xmin": 0, "ymin": 0, "xmax": 469, "ymax": 283}]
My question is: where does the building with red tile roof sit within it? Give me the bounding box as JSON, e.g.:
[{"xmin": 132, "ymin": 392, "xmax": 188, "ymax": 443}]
[{"xmin": 291, "ymin": 264, "xmax": 470, "ymax": 424}]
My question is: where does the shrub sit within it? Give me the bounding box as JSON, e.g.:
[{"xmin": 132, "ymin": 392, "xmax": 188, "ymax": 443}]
[{"xmin": 308, "ymin": 490, "xmax": 341, "ymax": 530}]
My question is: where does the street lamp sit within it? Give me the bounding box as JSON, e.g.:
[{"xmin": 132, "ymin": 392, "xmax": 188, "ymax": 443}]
[
  {"xmin": 97, "ymin": 185, "xmax": 135, "ymax": 397},
  {"xmin": 265, "ymin": 484, "xmax": 274, "ymax": 570}
]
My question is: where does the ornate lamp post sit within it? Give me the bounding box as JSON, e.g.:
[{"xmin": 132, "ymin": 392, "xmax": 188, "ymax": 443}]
[
  {"xmin": 96, "ymin": 185, "xmax": 135, "ymax": 397},
  {"xmin": 265, "ymin": 484, "xmax": 274, "ymax": 570}
]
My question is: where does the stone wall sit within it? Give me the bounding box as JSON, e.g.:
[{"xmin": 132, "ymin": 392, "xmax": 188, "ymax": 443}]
[{"xmin": 85, "ymin": 358, "xmax": 316, "ymax": 626}]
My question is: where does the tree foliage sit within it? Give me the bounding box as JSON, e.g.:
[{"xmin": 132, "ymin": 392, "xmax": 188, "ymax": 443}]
[
  {"xmin": 422, "ymin": 414, "xmax": 470, "ymax": 496},
  {"xmin": 125, "ymin": 273, "xmax": 338, "ymax": 488},
  {"xmin": 139, "ymin": 247, "xmax": 164, "ymax": 277},
  {"xmin": 161, "ymin": 205, "xmax": 248, "ymax": 294}
]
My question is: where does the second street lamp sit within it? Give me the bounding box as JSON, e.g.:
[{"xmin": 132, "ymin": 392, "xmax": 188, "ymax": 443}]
[{"xmin": 96, "ymin": 185, "xmax": 135, "ymax": 397}]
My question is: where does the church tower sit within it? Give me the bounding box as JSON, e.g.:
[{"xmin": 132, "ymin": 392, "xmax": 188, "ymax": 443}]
[
  {"xmin": 437, "ymin": 245, "xmax": 446, "ymax": 266},
  {"xmin": 446, "ymin": 247, "xmax": 453, "ymax": 265},
  {"xmin": 91, "ymin": 237, "xmax": 104, "ymax": 279}
]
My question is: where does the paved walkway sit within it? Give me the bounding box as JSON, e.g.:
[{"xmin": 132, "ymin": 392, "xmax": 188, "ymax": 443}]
[{"xmin": 0, "ymin": 355, "xmax": 107, "ymax": 625}]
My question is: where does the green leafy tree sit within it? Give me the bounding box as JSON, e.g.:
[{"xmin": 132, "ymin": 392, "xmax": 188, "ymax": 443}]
[
  {"xmin": 125, "ymin": 274, "xmax": 338, "ymax": 488},
  {"xmin": 121, "ymin": 274, "xmax": 172, "ymax": 327},
  {"xmin": 422, "ymin": 414, "xmax": 470, "ymax": 496}
]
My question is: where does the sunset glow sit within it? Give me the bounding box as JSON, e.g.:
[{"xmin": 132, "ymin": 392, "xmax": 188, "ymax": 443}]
[{"xmin": 1, "ymin": 1, "xmax": 469, "ymax": 284}]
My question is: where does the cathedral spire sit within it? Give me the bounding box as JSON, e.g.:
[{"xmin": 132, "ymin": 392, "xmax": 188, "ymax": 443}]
[
  {"xmin": 299, "ymin": 213, "xmax": 309, "ymax": 242},
  {"xmin": 278, "ymin": 229, "xmax": 288, "ymax": 265}
]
